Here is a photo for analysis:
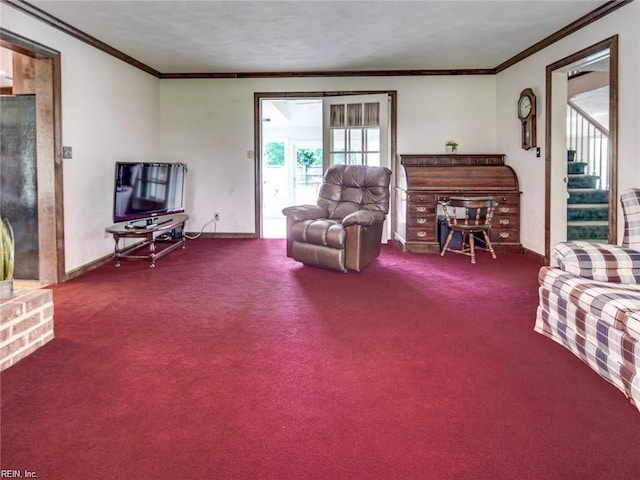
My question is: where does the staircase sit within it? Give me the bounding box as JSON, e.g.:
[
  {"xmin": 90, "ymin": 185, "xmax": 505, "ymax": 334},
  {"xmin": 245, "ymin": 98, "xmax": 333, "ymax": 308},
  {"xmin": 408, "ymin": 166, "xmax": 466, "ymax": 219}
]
[
  {"xmin": 566, "ymin": 149, "xmax": 609, "ymax": 241},
  {"xmin": 565, "ymin": 70, "xmax": 610, "ymax": 242}
]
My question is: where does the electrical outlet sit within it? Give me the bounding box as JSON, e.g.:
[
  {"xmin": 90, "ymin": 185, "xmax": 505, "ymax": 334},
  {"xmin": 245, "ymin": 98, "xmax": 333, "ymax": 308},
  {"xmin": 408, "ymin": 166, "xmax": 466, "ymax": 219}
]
[{"xmin": 214, "ymin": 212, "xmax": 220, "ymax": 221}]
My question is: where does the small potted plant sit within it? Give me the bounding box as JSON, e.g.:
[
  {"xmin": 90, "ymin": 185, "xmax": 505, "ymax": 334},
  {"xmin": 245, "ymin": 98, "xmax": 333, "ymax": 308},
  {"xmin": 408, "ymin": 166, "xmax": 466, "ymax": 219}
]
[
  {"xmin": 0, "ymin": 217, "xmax": 15, "ymax": 299},
  {"xmin": 445, "ymin": 140, "xmax": 458, "ymax": 154}
]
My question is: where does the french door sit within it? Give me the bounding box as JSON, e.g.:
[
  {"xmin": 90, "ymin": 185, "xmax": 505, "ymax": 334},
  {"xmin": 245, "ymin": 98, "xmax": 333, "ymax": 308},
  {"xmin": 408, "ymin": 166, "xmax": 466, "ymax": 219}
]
[{"xmin": 322, "ymin": 94, "xmax": 391, "ymax": 241}]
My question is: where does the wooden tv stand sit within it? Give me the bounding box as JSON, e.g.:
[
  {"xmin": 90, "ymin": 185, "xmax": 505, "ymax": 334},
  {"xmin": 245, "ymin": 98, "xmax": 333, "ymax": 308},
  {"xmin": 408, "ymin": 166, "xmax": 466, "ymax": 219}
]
[{"xmin": 105, "ymin": 214, "xmax": 189, "ymax": 267}]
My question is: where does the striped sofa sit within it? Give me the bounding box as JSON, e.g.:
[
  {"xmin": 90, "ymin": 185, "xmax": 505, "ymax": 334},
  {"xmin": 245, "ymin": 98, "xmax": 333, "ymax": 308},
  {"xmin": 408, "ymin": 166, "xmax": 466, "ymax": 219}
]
[{"xmin": 535, "ymin": 188, "xmax": 640, "ymax": 413}]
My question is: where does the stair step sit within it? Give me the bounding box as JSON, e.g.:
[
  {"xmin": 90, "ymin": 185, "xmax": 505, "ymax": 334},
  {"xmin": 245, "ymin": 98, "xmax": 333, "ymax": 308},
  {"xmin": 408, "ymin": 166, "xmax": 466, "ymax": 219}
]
[
  {"xmin": 567, "ymin": 188, "xmax": 609, "ymax": 204},
  {"xmin": 567, "ymin": 204, "xmax": 609, "ymax": 221},
  {"xmin": 567, "ymin": 220, "xmax": 609, "ymax": 241},
  {"xmin": 568, "ymin": 174, "xmax": 600, "ymax": 189},
  {"xmin": 567, "ymin": 162, "xmax": 588, "ymax": 175}
]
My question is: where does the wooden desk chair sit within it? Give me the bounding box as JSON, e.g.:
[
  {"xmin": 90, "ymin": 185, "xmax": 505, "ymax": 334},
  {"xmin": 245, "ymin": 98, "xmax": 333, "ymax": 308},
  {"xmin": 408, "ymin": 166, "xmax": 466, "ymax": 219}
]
[{"xmin": 440, "ymin": 196, "xmax": 498, "ymax": 264}]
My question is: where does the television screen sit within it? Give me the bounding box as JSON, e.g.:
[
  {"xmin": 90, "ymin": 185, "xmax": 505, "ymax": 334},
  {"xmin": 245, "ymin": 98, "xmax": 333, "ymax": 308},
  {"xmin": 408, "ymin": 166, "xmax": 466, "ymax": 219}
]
[{"xmin": 113, "ymin": 162, "xmax": 186, "ymax": 223}]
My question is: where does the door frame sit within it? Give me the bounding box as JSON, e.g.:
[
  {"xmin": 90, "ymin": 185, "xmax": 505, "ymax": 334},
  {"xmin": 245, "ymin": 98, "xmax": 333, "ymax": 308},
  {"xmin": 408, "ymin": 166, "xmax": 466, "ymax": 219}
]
[
  {"xmin": 1, "ymin": 28, "xmax": 65, "ymax": 284},
  {"xmin": 254, "ymin": 90, "xmax": 397, "ymax": 238},
  {"xmin": 544, "ymin": 35, "xmax": 618, "ymax": 262}
]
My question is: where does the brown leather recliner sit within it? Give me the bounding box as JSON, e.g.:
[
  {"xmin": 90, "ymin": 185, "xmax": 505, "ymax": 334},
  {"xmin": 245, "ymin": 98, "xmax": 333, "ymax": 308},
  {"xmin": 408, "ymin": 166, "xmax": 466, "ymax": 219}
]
[{"xmin": 282, "ymin": 164, "xmax": 392, "ymax": 272}]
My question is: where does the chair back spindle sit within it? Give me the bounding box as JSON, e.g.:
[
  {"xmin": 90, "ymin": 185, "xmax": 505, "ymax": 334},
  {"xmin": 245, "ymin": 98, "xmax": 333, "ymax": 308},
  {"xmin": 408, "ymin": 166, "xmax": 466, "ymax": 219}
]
[{"xmin": 439, "ymin": 196, "xmax": 498, "ymax": 264}]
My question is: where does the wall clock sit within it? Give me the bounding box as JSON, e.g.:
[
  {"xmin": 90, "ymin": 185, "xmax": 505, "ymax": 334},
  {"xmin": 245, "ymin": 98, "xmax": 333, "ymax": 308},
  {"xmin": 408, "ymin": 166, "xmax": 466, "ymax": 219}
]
[{"xmin": 517, "ymin": 88, "xmax": 537, "ymax": 150}]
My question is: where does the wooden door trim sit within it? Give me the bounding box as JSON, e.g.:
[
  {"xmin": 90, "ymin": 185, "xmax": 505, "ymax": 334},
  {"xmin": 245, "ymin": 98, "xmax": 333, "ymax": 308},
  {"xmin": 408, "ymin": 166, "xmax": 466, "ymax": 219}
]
[
  {"xmin": 1, "ymin": 28, "xmax": 65, "ymax": 283},
  {"xmin": 544, "ymin": 35, "xmax": 618, "ymax": 263}
]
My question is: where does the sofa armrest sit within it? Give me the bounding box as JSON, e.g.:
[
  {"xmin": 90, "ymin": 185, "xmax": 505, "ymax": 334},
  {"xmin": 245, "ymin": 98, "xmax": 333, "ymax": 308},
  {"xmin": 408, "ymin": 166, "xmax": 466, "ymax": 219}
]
[
  {"xmin": 282, "ymin": 205, "xmax": 328, "ymax": 223},
  {"xmin": 554, "ymin": 241, "xmax": 640, "ymax": 284},
  {"xmin": 342, "ymin": 210, "xmax": 386, "ymax": 227}
]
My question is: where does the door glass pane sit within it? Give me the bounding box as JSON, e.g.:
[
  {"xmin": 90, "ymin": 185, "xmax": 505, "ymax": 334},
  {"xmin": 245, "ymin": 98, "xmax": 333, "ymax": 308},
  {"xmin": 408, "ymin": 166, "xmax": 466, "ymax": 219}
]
[
  {"xmin": 365, "ymin": 128, "xmax": 380, "ymax": 151},
  {"xmin": 365, "ymin": 153, "xmax": 380, "ymax": 166},
  {"xmin": 330, "ymin": 105, "xmax": 345, "ymax": 127},
  {"xmin": 347, "ymin": 104, "xmax": 362, "ymax": 126},
  {"xmin": 347, "ymin": 128, "xmax": 362, "ymax": 152},
  {"xmin": 348, "ymin": 153, "xmax": 362, "ymax": 165},
  {"xmin": 331, "ymin": 128, "xmax": 345, "ymax": 152},
  {"xmin": 332, "ymin": 153, "xmax": 346, "ymax": 165},
  {"xmin": 364, "ymin": 103, "xmax": 380, "ymax": 126}
]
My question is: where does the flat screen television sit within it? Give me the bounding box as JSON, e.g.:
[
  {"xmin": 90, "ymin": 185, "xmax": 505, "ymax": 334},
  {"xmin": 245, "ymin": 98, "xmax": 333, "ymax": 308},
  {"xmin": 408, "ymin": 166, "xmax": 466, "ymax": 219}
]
[{"xmin": 113, "ymin": 162, "xmax": 187, "ymax": 223}]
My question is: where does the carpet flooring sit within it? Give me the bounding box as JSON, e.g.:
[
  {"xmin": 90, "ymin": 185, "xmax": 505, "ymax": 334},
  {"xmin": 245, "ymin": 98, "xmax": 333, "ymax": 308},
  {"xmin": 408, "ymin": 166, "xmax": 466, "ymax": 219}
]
[{"xmin": 1, "ymin": 239, "xmax": 639, "ymax": 479}]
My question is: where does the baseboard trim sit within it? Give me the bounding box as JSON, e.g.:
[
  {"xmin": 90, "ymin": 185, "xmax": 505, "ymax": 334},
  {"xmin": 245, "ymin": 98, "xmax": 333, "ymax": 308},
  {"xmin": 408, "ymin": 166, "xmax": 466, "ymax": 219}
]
[
  {"xmin": 188, "ymin": 232, "xmax": 258, "ymax": 239},
  {"xmin": 65, "ymin": 253, "xmax": 113, "ymax": 281},
  {"xmin": 522, "ymin": 247, "xmax": 547, "ymax": 264}
]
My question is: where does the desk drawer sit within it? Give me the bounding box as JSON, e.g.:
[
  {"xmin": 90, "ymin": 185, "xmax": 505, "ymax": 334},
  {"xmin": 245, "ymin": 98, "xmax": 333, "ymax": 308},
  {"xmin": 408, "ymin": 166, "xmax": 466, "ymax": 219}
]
[
  {"xmin": 407, "ymin": 214, "xmax": 436, "ymax": 228},
  {"xmin": 408, "ymin": 204, "xmax": 436, "ymax": 215},
  {"xmin": 495, "ymin": 195, "xmax": 519, "ymax": 212},
  {"xmin": 408, "ymin": 192, "xmax": 436, "ymax": 205},
  {"xmin": 407, "ymin": 226, "xmax": 436, "ymax": 242},
  {"xmin": 489, "ymin": 228, "xmax": 520, "ymax": 243}
]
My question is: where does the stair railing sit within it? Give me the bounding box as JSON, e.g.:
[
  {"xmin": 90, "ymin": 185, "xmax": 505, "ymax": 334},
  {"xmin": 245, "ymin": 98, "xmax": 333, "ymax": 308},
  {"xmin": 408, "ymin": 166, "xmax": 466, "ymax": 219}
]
[{"xmin": 567, "ymin": 101, "xmax": 609, "ymax": 190}]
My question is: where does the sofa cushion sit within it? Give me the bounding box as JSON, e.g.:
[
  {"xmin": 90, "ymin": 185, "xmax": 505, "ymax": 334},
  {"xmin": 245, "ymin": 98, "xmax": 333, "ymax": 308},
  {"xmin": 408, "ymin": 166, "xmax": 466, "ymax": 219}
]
[
  {"xmin": 621, "ymin": 188, "xmax": 640, "ymax": 250},
  {"xmin": 539, "ymin": 266, "xmax": 640, "ymax": 341},
  {"xmin": 554, "ymin": 241, "xmax": 640, "ymax": 284}
]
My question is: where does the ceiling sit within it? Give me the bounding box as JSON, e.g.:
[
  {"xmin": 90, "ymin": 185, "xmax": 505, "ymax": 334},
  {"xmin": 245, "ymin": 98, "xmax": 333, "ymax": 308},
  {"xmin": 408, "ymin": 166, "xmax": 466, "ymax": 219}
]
[{"xmin": 20, "ymin": 0, "xmax": 611, "ymax": 74}]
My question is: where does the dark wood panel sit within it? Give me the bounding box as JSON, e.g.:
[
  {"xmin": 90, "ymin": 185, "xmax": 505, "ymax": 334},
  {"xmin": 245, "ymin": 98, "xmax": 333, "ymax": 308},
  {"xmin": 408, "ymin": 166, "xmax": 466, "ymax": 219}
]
[
  {"xmin": 403, "ymin": 166, "xmax": 519, "ymax": 192},
  {"xmin": 0, "ymin": 95, "xmax": 39, "ymax": 279},
  {"xmin": 401, "ymin": 154, "xmax": 505, "ymax": 166}
]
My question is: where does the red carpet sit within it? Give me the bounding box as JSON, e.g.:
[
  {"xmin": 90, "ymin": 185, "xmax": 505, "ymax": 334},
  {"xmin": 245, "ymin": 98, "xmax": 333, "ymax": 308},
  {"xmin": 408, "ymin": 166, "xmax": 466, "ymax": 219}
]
[{"xmin": 1, "ymin": 239, "xmax": 639, "ymax": 479}]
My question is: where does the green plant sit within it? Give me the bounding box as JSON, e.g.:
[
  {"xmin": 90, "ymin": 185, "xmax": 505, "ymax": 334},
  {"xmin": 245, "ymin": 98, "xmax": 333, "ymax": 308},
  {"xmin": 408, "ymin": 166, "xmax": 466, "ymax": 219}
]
[
  {"xmin": 265, "ymin": 142, "xmax": 285, "ymax": 166},
  {"xmin": 445, "ymin": 140, "xmax": 458, "ymax": 148},
  {"xmin": 296, "ymin": 148, "xmax": 322, "ymax": 166},
  {"xmin": 0, "ymin": 218, "xmax": 15, "ymax": 281}
]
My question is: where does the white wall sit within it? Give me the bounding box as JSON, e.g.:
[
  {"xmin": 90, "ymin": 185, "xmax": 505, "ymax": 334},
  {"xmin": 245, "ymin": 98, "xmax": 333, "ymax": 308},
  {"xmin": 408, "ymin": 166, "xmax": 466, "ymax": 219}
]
[
  {"xmin": 496, "ymin": 1, "xmax": 640, "ymax": 255},
  {"xmin": 160, "ymin": 75, "xmax": 497, "ymax": 233},
  {"xmin": 1, "ymin": 5, "xmax": 162, "ymax": 273},
  {"xmin": 7, "ymin": 2, "xmax": 635, "ymax": 271}
]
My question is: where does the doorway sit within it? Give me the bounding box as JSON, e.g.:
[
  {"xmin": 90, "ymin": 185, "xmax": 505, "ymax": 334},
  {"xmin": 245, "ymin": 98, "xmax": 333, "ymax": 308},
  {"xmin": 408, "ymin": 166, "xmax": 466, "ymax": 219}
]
[
  {"xmin": 255, "ymin": 91, "xmax": 397, "ymax": 240},
  {"xmin": 261, "ymin": 98, "xmax": 323, "ymax": 238},
  {"xmin": 545, "ymin": 36, "xmax": 618, "ymax": 262},
  {"xmin": 0, "ymin": 31, "xmax": 64, "ymax": 284}
]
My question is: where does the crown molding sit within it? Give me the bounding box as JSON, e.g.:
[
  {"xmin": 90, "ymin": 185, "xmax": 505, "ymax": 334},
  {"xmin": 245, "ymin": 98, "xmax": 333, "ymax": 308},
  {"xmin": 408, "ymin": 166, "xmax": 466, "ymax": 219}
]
[
  {"xmin": 2, "ymin": 0, "xmax": 633, "ymax": 79},
  {"xmin": 160, "ymin": 69, "xmax": 496, "ymax": 79},
  {"xmin": 495, "ymin": 0, "xmax": 632, "ymax": 73},
  {"xmin": 1, "ymin": 0, "xmax": 161, "ymax": 77}
]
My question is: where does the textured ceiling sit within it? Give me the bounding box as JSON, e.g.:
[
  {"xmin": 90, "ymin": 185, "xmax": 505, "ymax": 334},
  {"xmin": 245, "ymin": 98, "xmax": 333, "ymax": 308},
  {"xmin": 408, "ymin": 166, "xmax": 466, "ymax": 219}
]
[{"xmin": 22, "ymin": 0, "xmax": 610, "ymax": 74}]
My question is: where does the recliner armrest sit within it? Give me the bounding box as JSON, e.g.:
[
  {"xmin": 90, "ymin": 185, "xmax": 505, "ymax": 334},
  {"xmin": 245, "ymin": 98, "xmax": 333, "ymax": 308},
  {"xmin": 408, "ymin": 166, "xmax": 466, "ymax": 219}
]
[
  {"xmin": 342, "ymin": 210, "xmax": 386, "ymax": 227},
  {"xmin": 282, "ymin": 205, "xmax": 328, "ymax": 223},
  {"xmin": 554, "ymin": 241, "xmax": 640, "ymax": 284}
]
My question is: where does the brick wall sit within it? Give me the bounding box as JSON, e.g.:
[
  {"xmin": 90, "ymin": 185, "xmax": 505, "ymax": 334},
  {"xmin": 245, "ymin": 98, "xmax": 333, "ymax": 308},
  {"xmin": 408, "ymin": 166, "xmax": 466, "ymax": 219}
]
[{"xmin": 0, "ymin": 288, "xmax": 54, "ymax": 371}]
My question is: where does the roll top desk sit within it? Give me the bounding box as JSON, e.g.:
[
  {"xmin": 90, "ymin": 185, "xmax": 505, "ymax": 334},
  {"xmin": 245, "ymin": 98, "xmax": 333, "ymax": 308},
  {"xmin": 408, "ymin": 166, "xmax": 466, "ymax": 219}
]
[{"xmin": 394, "ymin": 154, "xmax": 521, "ymax": 254}]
